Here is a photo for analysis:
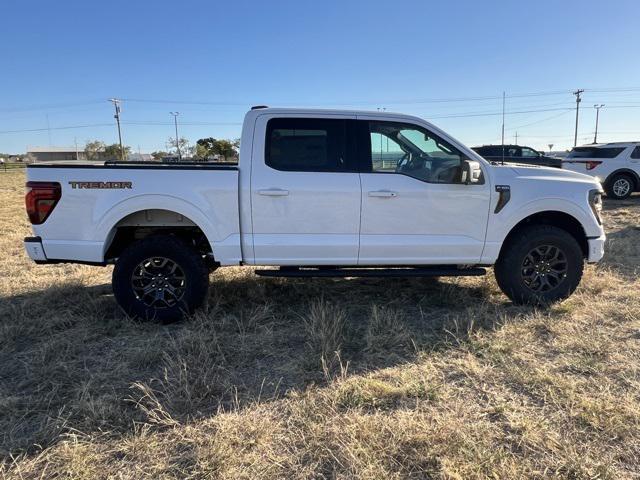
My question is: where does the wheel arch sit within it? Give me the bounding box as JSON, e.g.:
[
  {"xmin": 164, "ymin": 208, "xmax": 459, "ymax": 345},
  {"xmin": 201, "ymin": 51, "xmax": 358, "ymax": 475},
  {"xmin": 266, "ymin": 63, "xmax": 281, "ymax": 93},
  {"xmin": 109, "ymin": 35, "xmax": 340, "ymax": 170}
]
[
  {"xmin": 603, "ymin": 168, "xmax": 639, "ymax": 191},
  {"xmin": 103, "ymin": 208, "xmax": 215, "ymax": 262},
  {"xmin": 498, "ymin": 210, "xmax": 589, "ymax": 260},
  {"xmin": 97, "ymin": 195, "xmax": 220, "ymax": 262}
]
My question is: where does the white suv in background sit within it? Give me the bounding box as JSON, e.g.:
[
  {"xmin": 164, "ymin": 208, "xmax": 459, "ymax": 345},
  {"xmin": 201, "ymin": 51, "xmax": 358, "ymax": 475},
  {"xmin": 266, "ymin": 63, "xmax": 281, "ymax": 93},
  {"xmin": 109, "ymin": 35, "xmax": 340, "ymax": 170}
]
[{"xmin": 562, "ymin": 142, "xmax": 640, "ymax": 199}]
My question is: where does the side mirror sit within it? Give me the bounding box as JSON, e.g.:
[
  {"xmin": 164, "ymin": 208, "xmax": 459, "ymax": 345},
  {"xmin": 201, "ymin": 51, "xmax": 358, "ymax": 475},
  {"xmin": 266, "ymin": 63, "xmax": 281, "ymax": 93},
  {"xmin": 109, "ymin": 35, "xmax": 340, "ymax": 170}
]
[{"xmin": 462, "ymin": 160, "xmax": 482, "ymax": 184}]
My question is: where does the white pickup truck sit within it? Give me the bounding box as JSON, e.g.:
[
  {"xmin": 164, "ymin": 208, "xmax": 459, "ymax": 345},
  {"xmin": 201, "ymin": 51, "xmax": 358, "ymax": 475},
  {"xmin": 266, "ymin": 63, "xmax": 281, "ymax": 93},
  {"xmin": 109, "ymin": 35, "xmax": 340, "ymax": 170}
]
[{"xmin": 24, "ymin": 107, "xmax": 606, "ymax": 320}]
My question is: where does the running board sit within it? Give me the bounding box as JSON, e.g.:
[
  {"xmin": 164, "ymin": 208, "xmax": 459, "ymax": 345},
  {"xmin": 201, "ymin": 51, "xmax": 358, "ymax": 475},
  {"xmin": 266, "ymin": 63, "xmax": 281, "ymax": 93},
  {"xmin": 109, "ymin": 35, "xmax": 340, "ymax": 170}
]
[{"xmin": 254, "ymin": 267, "xmax": 486, "ymax": 278}]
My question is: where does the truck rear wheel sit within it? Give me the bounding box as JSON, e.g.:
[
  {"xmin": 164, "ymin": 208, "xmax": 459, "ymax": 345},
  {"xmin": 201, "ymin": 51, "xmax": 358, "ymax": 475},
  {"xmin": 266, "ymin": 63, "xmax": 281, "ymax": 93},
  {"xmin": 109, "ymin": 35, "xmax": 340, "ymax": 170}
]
[
  {"xmin": 112, "ymin": 235, "xmax": 209, "ymax": 322},
  {"xmin": 495, "ymin": 225, "xmax": 583, "ymax": 305}
]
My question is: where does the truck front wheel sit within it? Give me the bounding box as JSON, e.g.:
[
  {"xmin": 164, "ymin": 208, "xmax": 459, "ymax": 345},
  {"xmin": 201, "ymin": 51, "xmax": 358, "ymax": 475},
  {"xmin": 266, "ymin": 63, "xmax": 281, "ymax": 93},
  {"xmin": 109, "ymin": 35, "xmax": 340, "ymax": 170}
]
[
  {"xmin": 495, "ymin": 225, "xmax": 583, "ymax": 305},
  {"xmin": 112, "ymin": 235, "xmax": 209, "ymax": 322}
]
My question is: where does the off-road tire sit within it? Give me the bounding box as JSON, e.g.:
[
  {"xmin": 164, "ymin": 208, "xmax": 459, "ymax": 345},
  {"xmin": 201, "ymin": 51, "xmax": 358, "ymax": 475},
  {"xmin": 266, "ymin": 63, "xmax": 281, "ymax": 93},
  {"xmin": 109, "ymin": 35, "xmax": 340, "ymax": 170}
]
[
  {"xmin": 605, "ymin": 173, "xmax": 634, "ymax": 200},
  {"xmin": 495, "ymin": 225, "xmax": 583, "ymax": 305},
  {"xmin": 112, "ymin": 235, "xmax": 209, "ymax": 322}
]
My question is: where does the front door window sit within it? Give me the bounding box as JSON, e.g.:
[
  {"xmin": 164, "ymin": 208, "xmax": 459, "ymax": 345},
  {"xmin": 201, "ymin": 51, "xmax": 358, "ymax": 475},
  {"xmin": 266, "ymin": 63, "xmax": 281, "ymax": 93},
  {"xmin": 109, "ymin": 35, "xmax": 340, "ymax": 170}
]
[{"xmin": 368, "ymin": 121, "xmax": 466, "ymax": 184}]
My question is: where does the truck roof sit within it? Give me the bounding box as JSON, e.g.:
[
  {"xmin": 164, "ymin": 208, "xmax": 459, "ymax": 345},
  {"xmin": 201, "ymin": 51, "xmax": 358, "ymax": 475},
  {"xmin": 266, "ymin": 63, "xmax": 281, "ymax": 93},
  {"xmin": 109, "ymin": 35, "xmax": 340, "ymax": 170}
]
[
  {"xmin": 247, "ymin": 106, "xmax": 426, "ymax": 122},
  {"xmin": 575, "ymin": 142, "xmax": 640, "ymax": 148}
]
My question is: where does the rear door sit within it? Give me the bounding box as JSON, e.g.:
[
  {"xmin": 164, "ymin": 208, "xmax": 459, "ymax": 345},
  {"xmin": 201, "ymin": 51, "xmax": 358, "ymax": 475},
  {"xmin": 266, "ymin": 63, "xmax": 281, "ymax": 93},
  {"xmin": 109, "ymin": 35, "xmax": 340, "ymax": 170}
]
[{"xmin": 250, "ymin": 114, "xmax": 362, "ymax": 265}]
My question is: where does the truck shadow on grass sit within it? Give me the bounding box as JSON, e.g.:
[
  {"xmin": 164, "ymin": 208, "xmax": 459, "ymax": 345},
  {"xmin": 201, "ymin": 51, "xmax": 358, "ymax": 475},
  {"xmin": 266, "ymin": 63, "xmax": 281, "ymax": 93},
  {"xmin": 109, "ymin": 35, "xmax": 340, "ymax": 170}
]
[
  {"xmin": 600, "ymin": 225, "xmax": 640, "ymax": 279},
  {"xmin": 599, "ymin": 196, "xmax": 640, "ymax": 279},
  {"xmin": 0, "ymin": 272, "xmax": 541, "ymax": 456}
]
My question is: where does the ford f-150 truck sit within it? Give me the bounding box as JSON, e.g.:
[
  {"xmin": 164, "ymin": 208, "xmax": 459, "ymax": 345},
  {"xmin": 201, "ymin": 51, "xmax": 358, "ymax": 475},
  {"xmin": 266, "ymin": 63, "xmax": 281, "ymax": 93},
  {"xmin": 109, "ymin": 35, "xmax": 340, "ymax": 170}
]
[{"xmin": 24, "ymin": 107, "xmax": 606, "ymax": 320}]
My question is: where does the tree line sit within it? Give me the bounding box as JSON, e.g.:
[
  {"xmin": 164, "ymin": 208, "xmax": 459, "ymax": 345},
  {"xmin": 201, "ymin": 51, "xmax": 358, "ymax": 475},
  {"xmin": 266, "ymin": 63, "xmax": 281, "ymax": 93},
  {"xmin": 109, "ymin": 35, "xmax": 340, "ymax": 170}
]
[{"xmin": 84, "ymin": 136, "xmax": 240, "ymax": 162}]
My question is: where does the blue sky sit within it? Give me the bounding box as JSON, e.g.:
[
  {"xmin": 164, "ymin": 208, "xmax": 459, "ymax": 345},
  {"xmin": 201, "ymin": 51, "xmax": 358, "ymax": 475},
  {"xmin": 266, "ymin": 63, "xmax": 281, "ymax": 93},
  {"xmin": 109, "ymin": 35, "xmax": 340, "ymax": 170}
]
[{"xmin": 1, "ymin": 0, "xmax": 639, "ymax": 154}]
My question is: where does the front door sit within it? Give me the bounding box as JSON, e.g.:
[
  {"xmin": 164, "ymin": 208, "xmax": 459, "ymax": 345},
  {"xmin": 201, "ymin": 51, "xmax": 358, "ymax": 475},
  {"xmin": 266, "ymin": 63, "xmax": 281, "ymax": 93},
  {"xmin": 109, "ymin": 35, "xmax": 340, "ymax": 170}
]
[
  {"xmin": 357, "ymin": 119, "xmax": 492, "ymax": 265},
  {"xmin": 250, "ymin": 115, "xmax": 361, "ymax": 265}
]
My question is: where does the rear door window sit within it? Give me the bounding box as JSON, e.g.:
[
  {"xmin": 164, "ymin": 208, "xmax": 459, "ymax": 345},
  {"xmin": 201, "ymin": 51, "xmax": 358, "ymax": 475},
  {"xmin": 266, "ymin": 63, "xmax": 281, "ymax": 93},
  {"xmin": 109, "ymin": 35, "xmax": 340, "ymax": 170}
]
[
  {"xmin": 506, "ymin": 146, "xmax": 520, "ymax": 157},
  {"xmin": 265, "ymin": 118, "xmax": 352, "ymax": 172},
  {"xmin": 567, "ymin": 147, "xmax": 626, "ymax": 159},
  {"xmin": 521, "ymin": 147, "xmax": 539, "ymax": 158}
]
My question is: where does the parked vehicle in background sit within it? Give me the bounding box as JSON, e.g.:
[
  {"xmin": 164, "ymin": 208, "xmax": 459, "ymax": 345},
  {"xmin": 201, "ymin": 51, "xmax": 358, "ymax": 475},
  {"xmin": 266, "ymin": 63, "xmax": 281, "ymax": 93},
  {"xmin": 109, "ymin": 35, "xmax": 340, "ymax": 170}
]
[
  {"xmin": 24, "ymin": 108, "xmax": 605, "ymax": 320},
  {"xmin": 562, "ymin": 142, "xmax": 640, "ymax": 199},
  {"xmin": 548, "ymin": 151, "xmax": 570, "ymax": 160},
  {"xmin": 472, "ymin": 144, "xmax": 562, "ymax": 168}
]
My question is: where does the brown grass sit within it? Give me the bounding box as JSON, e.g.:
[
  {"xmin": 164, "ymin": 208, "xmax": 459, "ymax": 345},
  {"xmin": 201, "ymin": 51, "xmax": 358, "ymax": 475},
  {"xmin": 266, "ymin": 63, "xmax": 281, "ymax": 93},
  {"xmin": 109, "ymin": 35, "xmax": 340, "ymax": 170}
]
[{"xmin": 1, "ymin": 169, "xmax": 640, "ymax": 479}]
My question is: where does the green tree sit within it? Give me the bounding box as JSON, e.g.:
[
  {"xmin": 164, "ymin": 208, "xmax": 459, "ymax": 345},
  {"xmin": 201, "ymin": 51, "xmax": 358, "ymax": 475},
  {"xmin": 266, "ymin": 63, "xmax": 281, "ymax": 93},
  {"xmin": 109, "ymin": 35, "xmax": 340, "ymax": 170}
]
[
  {"xmin": 196, "ymin": 138, "xmax": 239, "ymax": 162},
  {"xmin": 151, "ymin": 150, "xmax": 169, "ymax": 160},
  {"xmin": 194, "ymin": 143, "xmax": 210, "ymax": 159},
  {"xmin": 168, "ymin": 137, "xmax": 190, "ymax": 157},
  {"xmin": 103, "ymin": 144, "xmax": 131, "ymax": 160},
  {"xmin": 84, "ymin": 140, "xmax": 106, "ymax": 160}
]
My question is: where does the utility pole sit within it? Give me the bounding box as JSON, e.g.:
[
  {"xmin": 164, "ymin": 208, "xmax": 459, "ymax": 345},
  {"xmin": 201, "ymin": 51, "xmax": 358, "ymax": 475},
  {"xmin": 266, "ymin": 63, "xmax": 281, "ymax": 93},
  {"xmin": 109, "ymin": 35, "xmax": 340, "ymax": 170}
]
[
  {"xmin": 109, "ymin": 98, "xmax": 124, "ymax": 160},
  {"xmin": 573, "ymin": 89, "xmax": 584, "ymax": 147},
  {"xmin": 515, "ymin": 131, "xmax": 518, "ymax": 145},
  {"xmin": 501, "ymin": 91, "xmax": 505, "ymax": 164},
  {"xmin": 170, "ymin": 112, "xmax": 182, "ymax": 160},
  {"xmin": 593, "ymin": 104, "xmax": 604, "ymax": 144}
]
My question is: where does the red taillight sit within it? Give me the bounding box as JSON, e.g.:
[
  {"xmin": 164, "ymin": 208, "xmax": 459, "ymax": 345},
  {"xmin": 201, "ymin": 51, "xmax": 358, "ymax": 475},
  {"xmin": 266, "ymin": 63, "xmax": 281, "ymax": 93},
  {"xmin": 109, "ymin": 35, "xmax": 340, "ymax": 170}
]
[
  {"xmin": 25, "ymin": 181, "xmax": 61, "ymax": 224},
  {"xmin": 586, "ymin": 161, "xmax": 602, "ymax": 170}
]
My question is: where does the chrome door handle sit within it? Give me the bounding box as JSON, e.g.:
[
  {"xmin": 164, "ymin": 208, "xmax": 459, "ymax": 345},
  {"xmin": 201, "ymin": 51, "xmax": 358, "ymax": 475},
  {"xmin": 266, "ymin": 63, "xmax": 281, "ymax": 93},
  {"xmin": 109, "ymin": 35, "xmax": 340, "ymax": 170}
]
[
  {"xmin": 258, "ymin": 189, "xmax": 289, "ymax": 196},
  {"xmin": 368, "ymin": 190, "xmax": 398, "ymax": 198}
]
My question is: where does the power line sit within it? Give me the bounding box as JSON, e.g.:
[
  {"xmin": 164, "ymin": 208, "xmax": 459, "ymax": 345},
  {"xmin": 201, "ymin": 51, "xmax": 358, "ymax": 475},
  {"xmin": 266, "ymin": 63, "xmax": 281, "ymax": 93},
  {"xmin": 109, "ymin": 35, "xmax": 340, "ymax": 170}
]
[
  {"xmin": 0, "ymin": 123, "xmax": 114, "ymax": 134},
  {"xmin": 1, "ymin": 87, "xmax": 639, "ymax": 114},
  {"xmin": 428, "ymin": 106, "xmax": 574, "ymax": 119},
  {"xmin": 0, "ymin": 121, "xmax": 242, "ymax": 135},
  {"xmin": 2, "ymin": 105, "xmax": 638, "ymax": 135},
  {"xmin": 0, "ymin": 100, "xmax": 105, "ymax": 113},
  {"xmin": 505, "ymin": 110, "xmax": 573, "ymax": 131}
]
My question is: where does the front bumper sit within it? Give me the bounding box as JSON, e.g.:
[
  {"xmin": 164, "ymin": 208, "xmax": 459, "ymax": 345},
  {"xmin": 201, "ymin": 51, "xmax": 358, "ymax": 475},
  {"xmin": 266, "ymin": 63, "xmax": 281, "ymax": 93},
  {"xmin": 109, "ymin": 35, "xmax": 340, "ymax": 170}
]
[
  {"xmin": 24, "ymin": 236, "xmax": 48, "ymax": 262},
  {"xmin": 587, "ymin": 234, "xmax": 606, "ymax": 263}
]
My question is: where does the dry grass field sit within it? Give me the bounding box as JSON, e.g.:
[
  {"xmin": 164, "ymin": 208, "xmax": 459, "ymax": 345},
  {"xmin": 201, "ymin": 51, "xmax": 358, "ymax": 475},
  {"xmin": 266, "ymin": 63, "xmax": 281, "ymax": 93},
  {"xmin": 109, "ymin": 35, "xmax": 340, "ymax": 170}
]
[{"xmin": 1, "ymin": 168, "xmax": 639, "ymax": 479}]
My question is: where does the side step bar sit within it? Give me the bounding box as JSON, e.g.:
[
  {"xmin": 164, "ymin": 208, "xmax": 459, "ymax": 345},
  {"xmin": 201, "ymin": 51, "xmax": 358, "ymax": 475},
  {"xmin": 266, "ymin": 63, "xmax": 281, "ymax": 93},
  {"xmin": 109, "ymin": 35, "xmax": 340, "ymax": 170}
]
[{"xmin": 255, "ymin": 267, "xmax": 486, "ymax": 278}]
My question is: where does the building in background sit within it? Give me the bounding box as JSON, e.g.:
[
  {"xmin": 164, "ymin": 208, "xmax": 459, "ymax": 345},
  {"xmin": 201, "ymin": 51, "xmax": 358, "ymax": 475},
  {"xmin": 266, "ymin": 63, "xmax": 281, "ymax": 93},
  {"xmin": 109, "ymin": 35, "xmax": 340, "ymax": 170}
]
[{"xmin": 26, "ymin": 146, "xmax": 86, "ymax": 163}]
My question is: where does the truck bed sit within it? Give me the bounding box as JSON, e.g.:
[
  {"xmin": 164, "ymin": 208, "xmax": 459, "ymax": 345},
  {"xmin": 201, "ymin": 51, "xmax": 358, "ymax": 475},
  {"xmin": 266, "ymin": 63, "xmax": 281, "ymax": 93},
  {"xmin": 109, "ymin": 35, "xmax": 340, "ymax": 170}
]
[{"xmin": 26, "ymin": 162, "xmax": 242, "ymax": 265}]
